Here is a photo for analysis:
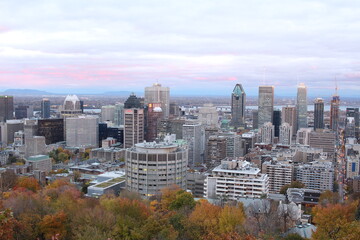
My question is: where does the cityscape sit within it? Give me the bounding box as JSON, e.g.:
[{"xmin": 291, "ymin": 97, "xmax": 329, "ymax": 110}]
[{"xmin": 1, "ymin": 1, "xmax": 360, "ymax": 240}]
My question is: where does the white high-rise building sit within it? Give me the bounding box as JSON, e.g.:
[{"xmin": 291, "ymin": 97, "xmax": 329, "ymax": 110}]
[
  {"xmin": 279, "ymin": 122, "xmax": 292, "ymax": 145},
  {"xmin": 60, "ymin": 95, "xmax": 82, "ymax": 118},
  {"xmin": 145, "ymin": 83, "xmax": 170, "ymax": 119},
  {"xmin": 66, "ymin": 115, "xmax": 99, "ymax": 148},
  {"xmin": 205, "ymin": 159, "xmax": 269, "ymax": 199},
  {"xmin": 295, "ymin": 161, "xmax": 334, "ymax": 192},
  {"xmin": 183, "ymin": 122, "xmax": 204, "ymax": 166},
  {"xmin": 259, "ymin": 122, "xmax": 274, "ymax": 144}
]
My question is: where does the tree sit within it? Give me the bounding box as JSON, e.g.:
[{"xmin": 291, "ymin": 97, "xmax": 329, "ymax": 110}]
[
  {"xmin": 39, "ymin": 211, "xmax": 68, "ymax": 240},
  {"xmin": 312, "ymin": 201, "xmax": 359, "ymax": 239},
  {"xmin": 282, "ymin": 233, "xmax": 305, "ymax": 240},
  {"xmin": 280, "ymin": 181, "xmax": 305, "ymax": 195},
  {"xmin": 0, "ymin": 209, "xmax": 19, "ymax": 240},
  {"xmin": 219, "ymin": 203, "xmax": 246, "ymax": 234},
  {"xmin": 319, "ymin": 190, "xmax": 340, "ymax": 205},
  {"xmin": 169, "ymin": 190, "xmax": 196, "ymax": 211},
  {"xmin": 0, "ymin": 170, "xmax": 18, "ymax": 192},
  {"xmin": 14, "ymin": 177, "xmax": 40, "ymax": 192}
]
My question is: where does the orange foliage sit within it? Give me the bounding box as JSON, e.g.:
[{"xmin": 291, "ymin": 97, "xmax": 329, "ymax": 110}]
[
  {"xmin": 39, "ymin": 211, "xmax": 68, "ymax": 240},
  {"xmin": 14, "ymin": 177, "xmax": 40, "ymax": 192}
]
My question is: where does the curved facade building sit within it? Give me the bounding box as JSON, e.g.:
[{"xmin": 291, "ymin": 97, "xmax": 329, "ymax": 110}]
[{"xmin": 126, "ymin": 140, "xmax": 188, "ymax": 197}]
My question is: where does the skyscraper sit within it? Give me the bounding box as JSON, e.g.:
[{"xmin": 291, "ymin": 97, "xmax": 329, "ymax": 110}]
[
  {"xmin": 41, "ymin": 98, "xmax": 51, "ymax": 119},
  {"xmin": 66, "ymin": 115, "xmax": 99, "ymax": 148},
  {"xmin": 346, "ymin": 108, "xmax": 359, "ymax": 139},
  {"xmin": 145, "ymin": 83, "xmax": 170, "ymax": 119},
  {"xmin": 114, "ymin": 103, "xmax": 124, "ymax": 126},
  {"xmin": 273, "ymin": 109, "xmax": 281, "ymax": 137},
  {"xmin": 282, "ymin": 106, "xmax": 297, "ymax": 135},
  {"xmin": 231, "ymin": 84, "xmax": 246, "ymax": 129},
  {"xmin": 314, "ymin": 98, "xmax": 324, "ymax": 130},
  {"xmin": 330, "ymin": 92, "xmax": 340, "ymax": 131},
  {"xmin": 60, "ymin": 95, "xmax": 82, "ymax": 118},
  {"xmin": 0, "ymin": 95, "xmax": 14, "ymax": 122},
  {"xmin": 259, "ymin": 122, "xmax": 274, "ymax": 144},
  {"xmin": 296, "ymin": 83, "xmax": 308, "ymax": 130},
  {"xmin": 258, "ymin": 86, "xmax": 274, "ymax": 127},
  {"xmin": 145, "ymin": 102, "xmax": 163, "ymax": 142},
  {"xmin": 183, "ymin": 122, "xmax": 204, "ymax": 166},
  {"xmin": 279, "ymin": 122, "xmax": 292, "ymax": 145},
  {"xmin": 124, "ymin": 94, "xmax": 144, "ymax": 148},
  {"xmin": 101, "ymin": 105, "xmax": 116, "ymax": 122}
]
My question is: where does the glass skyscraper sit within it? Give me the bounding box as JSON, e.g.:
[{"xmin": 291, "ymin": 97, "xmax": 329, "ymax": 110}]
[
  {"xmin": 296, "ymin": 83, "xmax": 308, "ymax": 130},
  {"xmin": 231, "ymin": 84, "xmax": 246, "ymax": 129},
  {"xmin": 258, "ymin": 86, "xmax": 274, "ymax": 128}
]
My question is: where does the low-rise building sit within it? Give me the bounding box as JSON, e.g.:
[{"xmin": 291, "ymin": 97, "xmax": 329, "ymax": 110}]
[{"xmin": 25, "ymin": 155, "xmax": 52, "ymax": 173}]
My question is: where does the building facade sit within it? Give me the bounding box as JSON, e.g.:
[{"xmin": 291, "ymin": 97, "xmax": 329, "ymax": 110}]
[
  {"xmin": 296, "ymin": 83, "xmax": 308, "ymax": 130},
  {"xmin": 314, "ymin": 98, "xmax": 324, "ymax": 130},
  {"xmin": 41, "ymin": 98, "xmax": 51, "ymax": 119},
  {"xmin": 231, "ymin": 84, "xmax": 246, "ymax": 129},
  {"xmin": 125, "ymin": 140, "xmax": 188, "ymax": 197},
  {"xmin": 0, "ymin": 96, "xmax": 14, "ymax": 122},
  {"xmin": 258, "ymin": 86, "xmax": 274, "ymax": 127},
  {"xmin": 144, "ymin": 83, "xmax": 170, "ymax": 119},
  {"xmin": 66, "ymin": 115, "xmax": 99, "ymax": 148},
  {"xmin": 183, "ymin": 122, "xmax": 204, "ymax": 166}
]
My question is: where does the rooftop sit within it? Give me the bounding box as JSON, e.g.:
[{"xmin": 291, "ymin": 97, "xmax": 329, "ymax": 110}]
[
  {"xmin": 27, "ymin": 155, "xmax": 50, "ymax": 161},
  {"xmin": 92, "ymin": 177, "xmax": 125, "ymax": 189}
]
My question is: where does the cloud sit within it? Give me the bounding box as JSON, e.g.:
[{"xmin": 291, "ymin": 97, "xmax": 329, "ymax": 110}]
[{"xmin": 0, "ymin": 0, "xmax": 359, "ymax": 96}]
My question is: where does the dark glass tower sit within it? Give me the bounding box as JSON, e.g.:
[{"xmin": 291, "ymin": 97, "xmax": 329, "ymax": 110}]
[
  {"xmin": 330, "ymin": 94, "xmax": 340, "ymax": 131},
  {"xmin": 314, "ymin": 98, "xmax": 324, "ymax": 130},
  {"xmin": 41, "ymin": 98, "xmax": 51, "ymax": 119},
  {"xmin": 231, "ymin": 84, "xmax": 246, "ymax": 129},
  {"xmin": 346, "ymin": 108, "xmax": 359, "ymax": 139},
  {"xmin": 273, "ymin": 109, "xmax": 281, "ymax": 137}
]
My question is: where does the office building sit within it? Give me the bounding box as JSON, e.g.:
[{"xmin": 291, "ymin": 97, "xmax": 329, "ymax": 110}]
[
  {"xmin": 205, "ymin": 159, "xmax": 269, "ymax": 199},
  {"xmin": 282, "ymin": 106, "xmax": 297, "ymax": 135},
  {"xmin": 107, "ymin": 126, "xmax": 124, "ymax": 145},
  {"xmin": 231, "ymin": 84, "xmax": 246, "ymax": 128},
  {"xmin": 296, "ymin": 128, "xmax": 313, "ymax": 145},
  {"xmin": 279, "ymin": 122, "xmax": 292, "ymax": 145},
  {"xmin": 252, "ymin": 110, "xmax": 259, "ymax": 129},
  {"xmin": 313, "ymin": 98, "xmax": 324, "ymax": 130},
  {"xmin": 41, "ymin": 98, "xmax": 51, "ymax": 119},
  {"xmin": 199, "ymin": 104, "xmax": 218, "ymax": 127},
  {"xmin": 157, "ymin": 118, "xmax": 186, "ymax": 140},
  {"xmin": 0, "ymin": 96, "xmax": 13, "ymax": 122},
  {"xmin": 144, "ymin": 83, "xmax": 170, "ymax": 119},
  {"xmin": 262, "ymin": 161, "xmax": 293, "ymax": 194},
  {"xmin": 296, "ymin": 83, "xmax": 308, "ymax": 130},
  {"xmin": 125, "ymin": 140, "xmax": 188, "ymax": 197},
  {"xmin": 330, "ymin": 93, "xmax": 340, "ymax": 131},
  {"xmin": 259, "ymin": 122, "xmax": 274, "ymax": 144},
  {"xmin": 101, "ymin": 105, "xmax": 116, "ymax": 122},
  {"xmin": 0, "ymin": 120, "xmax": 24, "ymax": 144},
  {"xmin": 186, "ymin": 172, "xmax": 206, "ymax": 197},
  {"xmin": 183, "ymin": 122, "xmax": 204, "ymax": 165},
  {"xmin": 258, "ymin": 86, "xmax": 274, "ymax": 127},
  {"xmin": 273, "ymin": 109, "xmax": 281, "ymax": 137},
  {"xmin": 37, "ymin": 119, "xmax": 64, "ymax": 144},
  {"xmin": 309, "ymin": 130, "xmax": 336, "ymax": 155},
  {"xmin": 114, "ymin": 103, "xmax": 124, "ymax": 126},
  {"xmin": 15, "ymin": 105, "xmax": 33, "ymax": 119},
  {"xmin": 66, "ymin": 115, "xmax": 99, "ymax": 148},
  {"xmin": 25, "ymin": 155, "xmax": 52, "ymax": 173},
  {"xmin": 145, "ymin": 103, "xmax": 163, "ymax": 142},
  {"xmin": 25, "ymin": 136, "xmax": 46, "ymax": 158},
  {"xmin": 24, "ymin": 119, "xmax": 38, "ymax": 139},
  {"xmin": 60, "ymin": 95, "xmax": 83, "ymax": 118},
  {"xmin": 346, "ymin": 108, "xmax": 359, "ymax": 139},
  {"xmin": 169, "ymin": 102, "xmax": 180, "ymax": 118},
  {"xmin": 124, "ymin": 94, "xmax": 144, "ymax": 148},
  {"xmin": 206, "ymin": 135, "xmax": 227, "ymax": 163},
  {"xmin": 295, "ymin": 161, "xmax": 334, "ymax": 192}
]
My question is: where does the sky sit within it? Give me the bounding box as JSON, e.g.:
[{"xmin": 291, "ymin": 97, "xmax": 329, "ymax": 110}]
[{"xmin": 0, "ymin": 0, "xmax": 360, "ymax": 97}]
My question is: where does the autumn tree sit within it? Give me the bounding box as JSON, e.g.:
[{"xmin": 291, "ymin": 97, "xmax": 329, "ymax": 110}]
[
  {"xmin": 219, "ymin": 203, "xmax": 246, "ymax": 234},
  {"xmin": 0, "ymin": 170, "xmax": 17, "ymax": 192},
  {"xmin": 312, "ymin": 201, "xmax": 360, "ymax": 240},
  {"xmin": 14, "ymin": 176, "xmax": 40, "ymax": 192},
  {"xmin": 0, "ymin": 209, "xmax": 19, "ymax": 240},
  {"xmin": 39, "ymin": 211, "xmax": 68, "ymax": 240},
  {"xmin": 319, "ymin": 190, "xmax": 340, "ymax": 205}
]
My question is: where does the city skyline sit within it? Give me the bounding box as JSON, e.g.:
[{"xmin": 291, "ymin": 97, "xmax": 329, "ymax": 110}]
[{"xmin": 1, "ymin": 1, "xmax": 360, "ymax": 96}]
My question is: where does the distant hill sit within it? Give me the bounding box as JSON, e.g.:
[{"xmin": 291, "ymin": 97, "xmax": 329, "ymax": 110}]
[{"xmin": 1, "ymin": 89, "xmax": 55, "ymax": 96}]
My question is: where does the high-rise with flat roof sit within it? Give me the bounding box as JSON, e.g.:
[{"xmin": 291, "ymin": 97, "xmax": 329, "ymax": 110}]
[
  {"xmin": 41, "ymin": 98, "xmax": 51, "ymax": 119},
  {"xmin": 282, "ymin": 106, "xmax": 297, "ymax": 136},
  {"xmin": 124, "ymin": 94, "xmax": 144, "ymax": 148},
  {"xmin": 145, "ymin": 83, "xmax": 170, "ymax": 119},
  {"xmin": 183, "ymin": 122, "xmax": 204, "ymax": 166},
  {"xmin": 313, "ymin": 98, "xmax": 324, "ymax": 130},
  {"xmin": 66, "ymin": 115, "xmax": 99, "ymax": 148},
  {"xmin": 296, "ymin": 83, "xmax": 308, "ymax": 130},
  {"xmin": 258, "ymin": 86, "xmax": 274, "ymax": 127},
  {"xmin": 231, "ymin": 84, "xmax": 246, "ymax": 129},
  {"xmin": 346, "ymin": 108, "xmax": 359, "ymax": 139},
  {"xmin": 0, "ymin": 96, "xmax": 14, "ymax": 122}
]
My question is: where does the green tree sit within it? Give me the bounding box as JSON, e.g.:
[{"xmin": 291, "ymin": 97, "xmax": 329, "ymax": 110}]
[{"xmin": 280, "ymin": 181, "xmax": 305, "ymax": 194}]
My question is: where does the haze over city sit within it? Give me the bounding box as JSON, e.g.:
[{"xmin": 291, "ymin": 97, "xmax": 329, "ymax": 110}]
[{"xmin": 1, "ymin": 0, "xmax": 360, "ymax": 96}]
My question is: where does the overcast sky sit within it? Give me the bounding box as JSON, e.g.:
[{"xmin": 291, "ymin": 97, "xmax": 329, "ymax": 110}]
[{"xmin": 0, "ymin": 0, "xmax": 360, "ymax": 96}]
